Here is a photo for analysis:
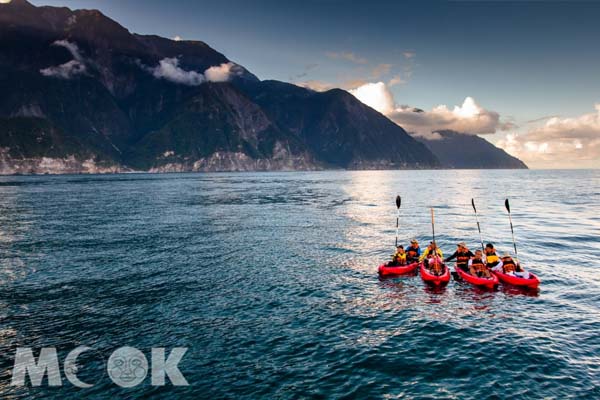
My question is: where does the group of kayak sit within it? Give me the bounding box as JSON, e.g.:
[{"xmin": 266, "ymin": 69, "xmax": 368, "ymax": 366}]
[
  {"xmin": 378, "ymin": 239, "xmax": 539, "ymax": 289},
  {"xmin": 377, "ymin": 196, "xmax": 540, "ymax": 290}
]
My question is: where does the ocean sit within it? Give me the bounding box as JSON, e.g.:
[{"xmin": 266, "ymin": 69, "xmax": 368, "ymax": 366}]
[{"xmin": 0, "ymin": 169, "xmax": 598, "ymax": 398}]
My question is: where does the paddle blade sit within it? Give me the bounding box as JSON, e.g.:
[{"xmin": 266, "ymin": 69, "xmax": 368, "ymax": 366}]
[
  {"xmin": 471, "ymin": 198, "xmax": 477, "ymax": 213},
  {"xmin": 505, "ymin": 198, "xmax": 511, "ymax": 213},
  {"xmin": 396, "ymin": 195, "xmax": 401, "ymax": 209}
]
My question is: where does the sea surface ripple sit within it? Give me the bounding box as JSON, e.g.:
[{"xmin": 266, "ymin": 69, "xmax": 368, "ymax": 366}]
[{"xmin": 0, "ymin": 169, "xmax": 598, "ymax": 398}]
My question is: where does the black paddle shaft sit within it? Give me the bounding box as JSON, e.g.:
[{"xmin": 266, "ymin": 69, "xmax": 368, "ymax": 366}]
[
  {"xmin": 471, "ymin": 198, "xmax": 485, "ymax": 253},
  {"xmin": 395, "ymin": 195, "xmax": 401, "ymax": 247},
  {"xmin": 505, "ymin": 198, "xmax": 519, "ymax": 258}
]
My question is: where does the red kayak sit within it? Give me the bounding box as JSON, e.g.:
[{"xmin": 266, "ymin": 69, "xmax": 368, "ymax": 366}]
[
  {"xmin": 454, "ymin": 264, "xmax": 499, "ymax": 289},
  {"xmin": 378, "ymin": 262, "xmax": 419, "ymax": 276},
  {"xmin": 493, "ymin": 269, "xmax": 540, "ymax": 289},
  {"xmin": 420, "ymin": 262, "xmax": 450, "ymax": 286}
]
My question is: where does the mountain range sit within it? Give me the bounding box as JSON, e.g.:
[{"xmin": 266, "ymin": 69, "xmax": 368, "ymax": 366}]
[
  {"xmin": 415, "ymin": 130, "xmax": 527, "ymax": 169},
  {"xmin": 0, "ymin": 0, "xmax": 526, "ymax": 174}
]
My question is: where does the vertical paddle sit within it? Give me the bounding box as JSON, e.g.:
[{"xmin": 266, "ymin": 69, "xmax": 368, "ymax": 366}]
[
  {"xmin": 505, "ymin": 198, "xmax": 519, "ymax": 266},
  {"xmin": 430, "ymin": 207, "xmax": 436, "ymax": 245},
  {"xmin": 471, "ymin": 198, "xmax": 485, "ymax": 253},
  {"xmin": 430, "ymin": 207, "xmax": 440, "ymax": 272},
  {"xmin": 394, "ymin": 195, "xmax": 401, "ymax": 247}
]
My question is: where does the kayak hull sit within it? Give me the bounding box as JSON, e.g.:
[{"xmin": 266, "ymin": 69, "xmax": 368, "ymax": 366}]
[
  {"xmin": 378, "ymin": 262, "xmax": 419, "ymax": 276},
  {"xmin": 420, "ymin": 262, "xmax": 450, "ymax": 286},
  {"xmin": 493, "ymin": 270, "xmax": 540, "ymax": 289},
  {"xmin": 454, "ymin": 264, "xmax": 499, "ymax": 289}
]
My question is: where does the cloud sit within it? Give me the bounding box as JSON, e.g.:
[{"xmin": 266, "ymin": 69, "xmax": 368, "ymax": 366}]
[
  {"xmin": 390, "ymin": 97, "xmax": 514, "ymax": 136},
  {"xmin": 370, "ymin": 63, "xmax": 392, "ymax": 79},
  {"xmin": 204, "ymin": 62, "xmax": 233, "ymax": 82},
  {"xmin": 53, "ymin": 40, "xmax": 84, "ymax": 62},
  {"xmin": 40, "ymin": 60, "xmax": 86, "ymax": 79},
  {"xmin": 296, "ymin": 80, "xmax": 336, "ymax": 92},
  {"xmin": 349, "ymin": 82, "xmax": 395, "ymax": 115},
  {"xmin": 40, "ymin": 40, "xmax": 87, "ymax": 79},
  {"xmin": 388, "ymin": 75, "xmax": 406, "ymax": 87},
  {"xmin": 143, "ymin": 58, "xmax": 243, "ymax": 86},
  {"xmin": 325, "ymin": 51, "xmax": 368, "ymax": 64},
  {"xmin": 205, "ymin": 62, "xmax": 244, "ymax": 82},
  {"xmin": 526, "ymin": 115, "xmax": 560, "ymax": 124},
  {"xmin": 310, "ymin": 50, "xmax": 413, "ymax": 91},
  {"xmin": 148, "ymin": 57, "xmax": 205, "ymax": 85},
  {"xmin": 497, "ymin": 104, "xmax": 600, "ymax": 165},
  {"xmin": 348, "ymin": 81, "xmax": 512, "ymax": 136},
  {"xmin": 299, "ymin": 78, "xmax": 375, "ymax": 92},
  {"xmin": 340, "ymin": 78, "xmax": 368, "ymax": 89}
]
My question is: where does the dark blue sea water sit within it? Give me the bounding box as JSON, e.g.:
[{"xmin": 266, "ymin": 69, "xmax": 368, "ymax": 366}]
[{"xmin": 0, "ymin": 169, "xmax": 599, "ymax": 398}]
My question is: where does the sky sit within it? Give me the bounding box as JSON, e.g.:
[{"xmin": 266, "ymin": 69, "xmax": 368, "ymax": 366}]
[{"xmin": 30, "ymin": 0, "xmax": 600, "ymax": 169}]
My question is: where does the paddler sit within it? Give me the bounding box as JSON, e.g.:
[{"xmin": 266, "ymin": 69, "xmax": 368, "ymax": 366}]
[
  {"xmin": 468, "ymin": 249, "xmax": 491, "ymax": 278},
  {"xmin": 493, "ymin": 252, "xmax": 531, "ymax": 278},
  {"xmin": 493, "ymin": 252, "xmax": 516, "ymax": 274},
  {"xmin": 420, "ymin": 241, "xmax": 444, "ymax": 273},
  {"xmin": 406, "ymin": 239, "xmax": 421, "ymax": 263},
  {"xmin": 428, "ymin": 253, "xmax": 444, "ymax": 276},
  {"xmin": 420, "ymin": 241, "xmax": 443, "ymax": 261},
  {"xmin": 444, "ymin": 242, "xmax": 474, "ymax": 272},
  {"xmin": 387, "ymin": 245, "xmax": 407, "ymax": 266},
  {"xmin": 484, "ymin": 243, "xmax": 503, "ymax": 270}
]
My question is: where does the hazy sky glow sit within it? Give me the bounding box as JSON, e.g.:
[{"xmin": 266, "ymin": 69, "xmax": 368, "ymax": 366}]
[{"xmin": 30, "ymin": 0, "xmax": 600, "ymax": 169}]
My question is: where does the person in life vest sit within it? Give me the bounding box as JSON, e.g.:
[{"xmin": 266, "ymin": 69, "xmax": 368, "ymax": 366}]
[
  {"xmin": 420, "ymin": 242, "xmax": 444, "ymax": 274},
  {"xmin": 468, "ymin": 249, "xmax": 491, "ymax": 278},
  {"xmin": 387, "ymin": 245, "xmax": 407, "ymax": 266},
  {"xmin": 420, "ymin": 241, "xmax": 443, "ymax": 261},
  {"xmin": 406, "ymin": 239, "xmax": 421, "ymax": 263},
  {"xmin": 492, "ymin": 252, "xmax": 531, "ymax": 279},
  {"xmin": 445, "ymin": 242, "xmax": 474, "ymax": 272},
  {"xmin": 484, "ymin": 243, "xmax": 503, "ymax": 270},
  {"xmin": 428, "ymin": 253, "xmax": 444, "ymax": 276},
  {"xmin": 497, "ymin": 252, "xmax": 517, "ymax": 274}
]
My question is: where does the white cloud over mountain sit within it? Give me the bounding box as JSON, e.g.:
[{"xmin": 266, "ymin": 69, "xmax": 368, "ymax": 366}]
[
  {"xmin": 498, "ymin": 105, "xmax": 600, "ymax": 166},
  {"xmin": 389, "ymin": 97, "xmax": 513, "ymax": 137},
  {"xmin": 349, "ymin": 82, "xmax": 395, "ymax": 114},
  {"xmin": 40, "ymin": 40, "xmax": 87, "ymax": 79},
  {"xmin": 296, "ymin": 80, "xmax": 336, "ymax": 92},
  {"xmin": 348, "ymin": 80, "xmax": 599, "ymax": 167},
  {"xmin": 204, "ymin": 62, "xmax": 243, "ymax": 82},
  {"xmin": 149, "ymin": 57, "xmax": 205, "ymax": 85},
  {"xmin": 144, "ymin": 59, "xmax": 243, "ymax": 86},
  {"xmin": 348, "ymin": 81, "xmax": 511, "ymax": 137}
]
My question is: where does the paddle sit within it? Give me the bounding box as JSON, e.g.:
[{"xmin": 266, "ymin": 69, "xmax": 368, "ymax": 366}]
[
  {"xmin": 505, "ymin": 198, "xmax": 520, "ymax": 266},
  {"xmin": 430, "ymin": 207, "xmax": 436, "ymax": 249},
  {"xmin": 395, "ymin": 195, "xmax": 401, "ymax": 247},
  {"xmin": 471, "ymin": 198, "xmax": 485, "ymax": 253},
  {"xmin": 430, "ymin": 207, "xmax": 442, "ymax": 274}
]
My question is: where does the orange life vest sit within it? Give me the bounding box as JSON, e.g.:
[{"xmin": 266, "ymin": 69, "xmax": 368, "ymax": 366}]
[
  {"xmin": 428, "ymin": 256, "xmax": 443, "ymax": 274},
  {"xmin": 471, "ymin": 258, "xmax": 487, "ymax": 273},
  {"xmin": 407, "ymin": 247, "xmax": 419, "ymax": 259},
  {"xmin": 502, "ymin": 257, "xmax": 516, "ymax": 273},
  {"xmin": 456, "ymin": 251, "xmax": 471, "ymax": 265}
]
